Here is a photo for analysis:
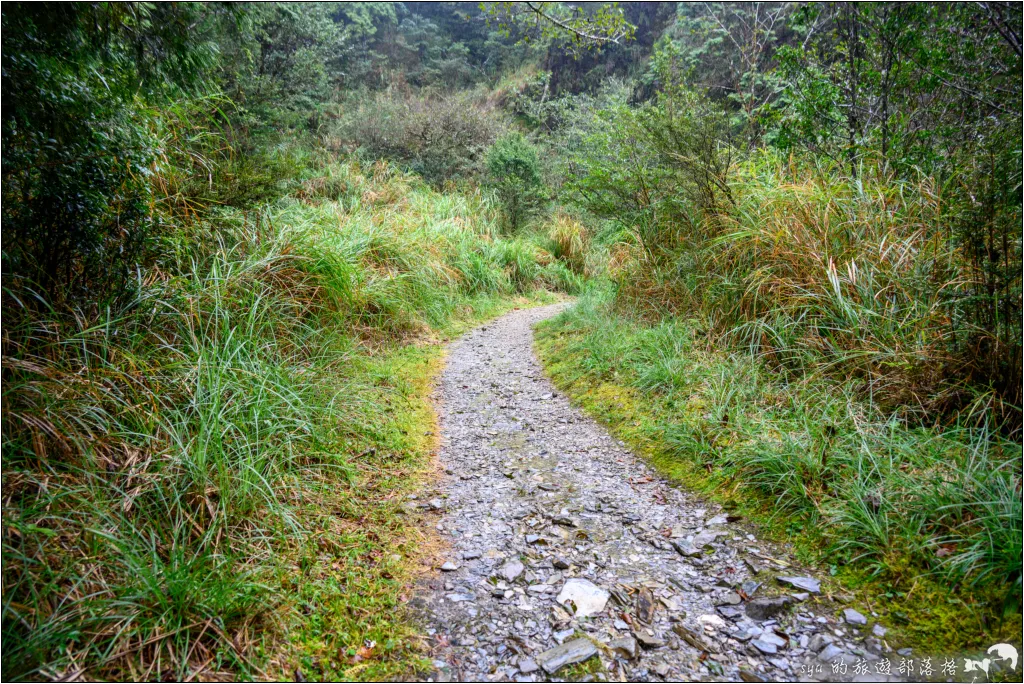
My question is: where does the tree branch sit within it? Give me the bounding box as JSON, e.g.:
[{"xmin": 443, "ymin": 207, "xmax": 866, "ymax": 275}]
[
  {"xmin": 978, "ymin": 1, "xmax": 1022, "ymax": 57},
  {"xmin": 523, "ymin": 2, "xmax": 626, "ymax": 45}
]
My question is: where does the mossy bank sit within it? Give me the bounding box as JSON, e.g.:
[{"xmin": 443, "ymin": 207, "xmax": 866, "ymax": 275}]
[{"xmin": 534, "ymin": 289, "xmax": 1022, "ymax": 657}]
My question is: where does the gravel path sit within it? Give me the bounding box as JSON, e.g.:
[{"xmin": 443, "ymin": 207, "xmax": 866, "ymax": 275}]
[{"xmin": 411, "ymin": 304, "xmax": 900, "ymax": 682}]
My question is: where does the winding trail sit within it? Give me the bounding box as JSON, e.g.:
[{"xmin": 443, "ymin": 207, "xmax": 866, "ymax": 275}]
[{"xmin": 413, "ymin": 304, "xmax": 895, "ymax": 682}]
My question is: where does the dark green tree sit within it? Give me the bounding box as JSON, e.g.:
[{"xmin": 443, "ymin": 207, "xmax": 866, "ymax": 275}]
[
  {"xmin": 1, "ymin": 2, "xmax": 220, "ymax": 298},
  {"xmin": 486, "ymin": 132, "xmax": 546, "ymax": 232}
]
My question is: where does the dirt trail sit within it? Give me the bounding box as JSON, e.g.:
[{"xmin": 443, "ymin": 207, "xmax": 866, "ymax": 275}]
[{"xmin": 412, "ymin": 304, "xmax": 897, "ymax": 682}]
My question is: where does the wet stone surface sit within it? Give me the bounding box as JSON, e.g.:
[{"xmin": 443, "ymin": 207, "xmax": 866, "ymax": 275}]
[{"xmin": 412, "ymin": 305, "xmax": 902, "ymax": 682}]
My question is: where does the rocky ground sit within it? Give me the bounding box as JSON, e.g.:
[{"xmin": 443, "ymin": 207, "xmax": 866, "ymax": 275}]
[{"xmin": 410, "ymin": 304, "xmax": 909, "ymax": 682}]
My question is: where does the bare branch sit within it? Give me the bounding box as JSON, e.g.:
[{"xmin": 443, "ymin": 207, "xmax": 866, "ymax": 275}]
[{"xmin": 978, "ymin": 1, "xmax": 1023, "ymax": 56}]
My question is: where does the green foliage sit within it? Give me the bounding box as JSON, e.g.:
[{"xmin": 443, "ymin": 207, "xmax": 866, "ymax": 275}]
[
  {"xmin": 548, "ymin": 4, "xmax": 1021, "ymax": 428},
  {"xmin": 3, "ymin": 1, "xmax": 1022, "ymax": 675},
  {"xmin": 485, "ymin": 132, "xmax": 546, "ymax": 232},
  {"xmin": 555, "ymin": 81, "xmax": 732, "ymax": 256},
  {"xmin": 0, "ymin": 161, "xmax": 563, "ymax": 679},
  {"xmin": 1, "ymin": 2, "xmax": 220, "ymax": 297},
  {"xmin": 551, "ymin": 82, "xmax": 664, "ymax": 230},
  {"xmin": 484, "ymin": 2, "xmax": 635, "ymax": 55},
  {"xmin": 217, "ymin": 3, "xmax": 351, "ymax": 130},
  {"xmin": 648, "ymin": 3, "xmax": 788, "ymax": 137},
  {"xmin": 537, "ymin": 289, "xmax": 1022, "ymax": 643},
  {"xmin": 336, "ymin": 3, "xmax": 538, "ymax": 90},
  {"xmin": 765, "ymin": 4, "xmax": 1021, "ymax": 169},
  {"xmin": 757, "ymin": 6, "xmax": 1023, "ymax": 391},
  {"xmin": 335, "ymin": 89, "xmax": 509, "ymax": 186}
]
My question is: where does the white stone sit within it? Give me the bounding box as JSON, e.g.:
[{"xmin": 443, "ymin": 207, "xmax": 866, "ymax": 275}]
[
  {"xmin": 697, "ymin": 614, "xmax": 728, "ymax": 630},
  {"xmin": 556, "ymin": 578, "xmax": 610, "ymax": 618}
]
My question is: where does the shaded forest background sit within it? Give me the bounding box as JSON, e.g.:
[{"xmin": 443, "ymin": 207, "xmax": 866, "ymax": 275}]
[{"xmin": 2, "ymin": 2, "xmax": 1021, "ymax": 680}]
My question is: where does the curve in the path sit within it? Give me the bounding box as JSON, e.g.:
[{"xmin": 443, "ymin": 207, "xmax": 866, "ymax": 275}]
[{"xmin": 413, "ymin": 304, "xmax": 896, "ymax": 683}]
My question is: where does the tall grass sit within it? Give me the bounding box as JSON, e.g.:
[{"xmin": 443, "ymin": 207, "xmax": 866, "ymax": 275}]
[
  {"xmin": 537, "ymin": 288, "xmax": 1022, "ymax": 627},
  {"xmin": 544, "ymin": 213, "xmax": 590, "ymax": 275},
  {"xmin": 613, "ymin": 151, "xmax": 1020, "ymax": 428},
  {"xmin": 1, "ymin": 162, "xmax": 564, "ymax": 679}
]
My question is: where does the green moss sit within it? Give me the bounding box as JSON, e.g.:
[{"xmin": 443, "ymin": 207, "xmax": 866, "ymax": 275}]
[{"xmin": 560, "ymin": 651, "xmax": 605, "ymax": 680}]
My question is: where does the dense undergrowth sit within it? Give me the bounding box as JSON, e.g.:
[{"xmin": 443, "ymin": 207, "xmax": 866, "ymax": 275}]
[
  {"xmin": 3, "ymin": 3, "xmax": 1020, "ymax": 678},
  {"xmin": 609, "ymin": 152, "xmax": 1021, "ymax": 424},
  {"xmin": 539, "ymin": 77, "xmax": 1021, "ymax": 632},
  {"xmin": 532, "ymin": 120, "xmax": 1022, "ymax": 645},
  {"xmin": 1, "ymin": 161, "xmax": 569, "ymax": 680},
  {"xmin": 537, "ymin": 287, "xmax": 1022, "ymax": 652}
]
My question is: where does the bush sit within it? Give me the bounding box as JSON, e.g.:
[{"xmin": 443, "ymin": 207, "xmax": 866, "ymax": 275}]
[
  {"xmin": 485, "ymin": 132, "xmax": 546, "ymax": 232},
  {"xmin": 335, "ymin": 89, "xmax": 508, "ymax": 186},
  {"xmin": 1, "ymin": 3, "xmax": 216, "ymax": 299},
  {"xmin": 556, "ymin": 83, "xmax": 732, "ymax": 260}
]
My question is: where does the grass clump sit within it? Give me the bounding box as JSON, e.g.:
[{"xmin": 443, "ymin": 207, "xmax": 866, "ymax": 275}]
[
  {"xmin": 607, "ymin": 150, "xmax": 1021, "ymax": 429},
  {"xmin": 544, "ymin": 213, "xmax": 591, "ymax": 276},
  {"xmin": 535, "ymin": 287, "xmax": 1022, "ymax": 653},
  {"xmin": 1, "ymin": 161, "xmax": 562, "ymax": 680}
]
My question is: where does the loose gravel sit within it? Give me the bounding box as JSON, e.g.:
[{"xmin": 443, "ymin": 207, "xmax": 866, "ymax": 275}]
[{"xmin": 410, "ymin": 304, "xmax": 902, "ymax": 682}]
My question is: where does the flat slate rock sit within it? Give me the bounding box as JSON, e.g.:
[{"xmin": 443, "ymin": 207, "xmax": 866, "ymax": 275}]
[
  {"xmin": 844, "ymin": 608, "xmax": 868, "ymax": 625},
  {"xmin": 746, "ymin": 596, "xmax": 794, "ymax": 620},
  {"xmin": 717, "ymin": 604, "xmax": 745, "ymax": 620},
  {"xmin": 518, "ymin": 658, "xmax": 539, "ymax": 674},
  {"xmin": 536, "ymin": 638, "xmax": 598, "ymax": 674},
  {"xmin": 672, "ymin": 540, "xmax": 702, "ymax": 557},
  {"xmin": 633, "ymin": 629, "xmax": 667, "ymax": 649},
  {"xmin": 609, "ymin": 635, "xmax": 639, "ymax": 660},
  {"xmin": 498, "ymin": 559, "xmax": 524, "ymax": 583},
  {"xmin": 673, "ymin": 624, "xmax": 718, "ymax": 654},
  {"xmin": 556, "ymin": 578, "xmax": 610, "ymax": 618},
  {"xmin": 777, "ymin": 575, "xmax": 821, "ymax": 593}
]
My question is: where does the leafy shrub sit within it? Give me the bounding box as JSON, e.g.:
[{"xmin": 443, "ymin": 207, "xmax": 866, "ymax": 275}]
[
  {"xmin": 556, "ymin": 83, "xmax": 732, "ymax": 259},
  {"xmin": 1, "ymin": 3, "xmax": 218, "ymax": 299},
  {"xmin": 335, "ymin": 89, "xmax": 508, "ymax": 186},
  {"xmin": 485, "ymin": 132, "xmax": 547, "ymax": 232}
]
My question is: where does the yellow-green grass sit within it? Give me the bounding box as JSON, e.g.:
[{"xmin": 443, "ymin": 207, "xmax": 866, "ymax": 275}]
[
  {"xmin": 534, "ymin": 289, "xmax": 1021, "ymax": 656},
  {"xmin": 0, "ymin": 159, "xmax": 566, "ymax": 680}
]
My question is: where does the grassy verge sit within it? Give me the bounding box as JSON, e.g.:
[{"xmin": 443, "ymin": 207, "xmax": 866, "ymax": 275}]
[
  {"xmin": 1, "ymin": 160, "xmax": 565, "ymax": 680},
  {"xmin": 534, "ymin": 287, "xmax": 1021, "ymax": 655},
  {"xmin": 271, "ymin": 293, "xmax": 554, "ymax": 682}
]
